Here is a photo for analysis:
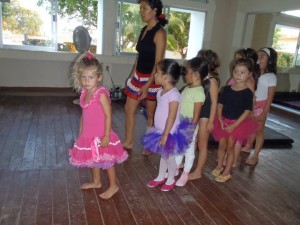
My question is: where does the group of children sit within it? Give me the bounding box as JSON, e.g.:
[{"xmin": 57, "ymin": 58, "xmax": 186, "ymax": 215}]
[{"xmin": 68, "ymin": 46, "xmax": 277, "ymax": 198}]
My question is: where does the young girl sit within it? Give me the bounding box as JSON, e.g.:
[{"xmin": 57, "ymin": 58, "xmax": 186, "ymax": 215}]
[
  {"xmin": 175, "ymin": 57, "xmax": 208, "ymax": 187},
  {"xmin": 212, "ymin": 58, "xmax": 258, "ymax": 182},
  {"xmin": 246, "ymin": 47, "xmax": 277, "ymax": 165},
  {"xmin": 142, "ymin": 59, "xmax": 192, "ymax": 191},
  {"xmin": 223, "ymin": 48, "xmax": 258, "ymax": 167},
  {"xmin": 69, "ymin": 53, "xmax": 128, "ymax": 199},
  {"xmin": 188, "ymin": 50, "xmax": 220, "ymax": 180}
]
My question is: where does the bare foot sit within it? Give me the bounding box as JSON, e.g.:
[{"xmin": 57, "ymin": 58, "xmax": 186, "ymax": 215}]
[
  {"xmin": 142, "ymin": 150, "xmax": 152, "ymax": 156},
  {"xmin": 246, "ymin": 156, "xmax": 258, "ymax": 165},
  {"xmin": 232, "ymin": 161, "xmax": 237, "ymax": 168},
  {"xmin": 80, "ymin": 182, "xmax": 102, "ymax": 190},
  {"xmin": 188, "ymin": 172, "xmax": 202, "ymax": 180},
  {"xmin": 241, "ymin": 146, "xmax": 251, "ymax": 153},
  {"xmin": 122, "ymin": 142, "xmax": 133, "ymax": 150},
  {"xmin": 99, "ymin": 185, "xmax": 119, "ymax": 199}
]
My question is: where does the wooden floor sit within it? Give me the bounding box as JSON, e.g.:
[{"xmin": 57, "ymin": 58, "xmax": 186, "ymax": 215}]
[{"xmin": 0, "ymin": 95, "xmax": 300, "ymax": 225}]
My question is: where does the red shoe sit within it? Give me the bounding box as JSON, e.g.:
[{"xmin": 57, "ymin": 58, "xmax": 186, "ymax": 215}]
[
  {"xmin": 160, "ymin": 181, "xmax": 176, "ymax": 191},
  {"xmin": 147, "ymin": 178, "xmax": 166, "ymax": 188}
]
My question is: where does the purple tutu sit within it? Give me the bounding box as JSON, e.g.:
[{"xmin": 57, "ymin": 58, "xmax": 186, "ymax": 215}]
[
  {"xmin": 212, "ymin": 116, "xmax": 258, "ymax": 142},
  {"xmin": 142, "ymin": 118, "xmax": 196, "ymax": 159}
]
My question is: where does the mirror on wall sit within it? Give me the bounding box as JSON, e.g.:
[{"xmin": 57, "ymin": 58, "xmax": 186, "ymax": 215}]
[{"xmin": 242, "ymin": 10, "xmax": 300, "ymax": 92}]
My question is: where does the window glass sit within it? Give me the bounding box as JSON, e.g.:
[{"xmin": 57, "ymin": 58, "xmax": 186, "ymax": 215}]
[
  {"xmin": 272, "ymin": 24, "xmax": 300, "ymax": 68},
  {"xmin": 167, "ymin": 8, "xmax": 205, "ymax": 59},
  {"xmin": 56, "ymin": 0, "xmax": 98, "ymax": 53},
  {"xmin": 116, "ymin": 1, "xmax": 206, "ymax": 60},
  {"xmin": 2, "ymin": 0, "xmax": 52, "ymax": 48},
  {"xmin": 116, "ymin": 2, "xmax": 141, "ymax": 53}
]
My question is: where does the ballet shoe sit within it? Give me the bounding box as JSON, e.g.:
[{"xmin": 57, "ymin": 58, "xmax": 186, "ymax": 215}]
[
  {"xmin": 160, "ymin": 181, "xmax": 176, "ymax": 191},
  {"xmin": 176, "ymin": 172, "xmax": 189, "ymax": 187},
  {"xmin": 147, "ymin": 178, "xmax": 166, "ymax": 188}
]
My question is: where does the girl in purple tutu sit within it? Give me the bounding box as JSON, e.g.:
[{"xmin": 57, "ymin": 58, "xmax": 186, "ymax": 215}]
[
  {"xmin": 142, "ymin": 59, "xmax": 193, "ymax": 191},
  {"xmin": 69, "ymin": 53, "xmax": 128, "ymax": 199},
  {"xmin": 212, "ymin": 58, "xmax": 258, "ymax": 182}
]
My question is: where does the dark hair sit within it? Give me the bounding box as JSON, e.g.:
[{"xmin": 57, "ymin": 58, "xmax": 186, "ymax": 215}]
[
  {"xmin": 186, "ymin": 57, "xmax": 209, "ymax": 95},
  {"xmin": 259, "ymin": 47, "xmax": 278, "ymax": 75},
  {"xmin": 186, "ymin": 57, "xmax": 209, "ymax": 81},
  {"xmin": 196, "ymin": 49, "xmax": 220, "ymax": 76},
  {"xmin": 138, "ymin": 0, "xmax": 168, "ymax": 26},
  {"xmin": 157, "ymin": 59, "xmax": 185, "ymax": 83},
  {"xmin": 233, "ymin": 58, "xmax": 254, "ymax": 73},
  {"xmin": 235, "ymin": 48, "xmax": 260, "ymax": 89}
]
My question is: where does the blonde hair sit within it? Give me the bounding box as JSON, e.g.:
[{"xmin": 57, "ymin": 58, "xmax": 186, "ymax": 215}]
[{"xmin": 72, "ymin": 53, "xmax": 103, "ymax": 92}]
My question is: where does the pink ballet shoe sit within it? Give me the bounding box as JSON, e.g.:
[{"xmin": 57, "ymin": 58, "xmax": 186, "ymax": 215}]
[
  {"xmin": 147, "ymin": 178, "xmax": 166, "ymax": 188},
  {"xmin": 176, "ymin": 172, "xmax": 189, "ymax": 187},
  {"xmin": 160, "ymin": 181, "xmax": 176, "ymax": 191}
]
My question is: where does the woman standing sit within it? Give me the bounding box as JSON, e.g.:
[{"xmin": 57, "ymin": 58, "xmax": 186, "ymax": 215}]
[{"xmin": 123, "ymin": 0, "xmax": 168, "ymax": 153}]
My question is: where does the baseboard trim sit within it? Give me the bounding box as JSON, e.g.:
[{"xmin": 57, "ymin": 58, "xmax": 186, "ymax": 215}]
[{"xmin": 0, "ymin": 87, "xmax": 78, "ymax": 96}]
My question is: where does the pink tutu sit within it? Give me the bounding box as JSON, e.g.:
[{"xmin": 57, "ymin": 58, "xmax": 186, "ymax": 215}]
[
  {"xmin": 69, "ymin": 132, "xmax": 128, "ymax": 169},
  {"xmin": 253, "ymin": 100, "xmax": 267, "ymax": 117},
  {"xmin": 212, "ymin": 116, "xmax": 258, "ymax": 142}
]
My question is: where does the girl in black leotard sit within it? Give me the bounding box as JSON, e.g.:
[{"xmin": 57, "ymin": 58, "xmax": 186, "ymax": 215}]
[{"xmin": 189, "ymin": 50, "xmax": 220, "ymax": 180}]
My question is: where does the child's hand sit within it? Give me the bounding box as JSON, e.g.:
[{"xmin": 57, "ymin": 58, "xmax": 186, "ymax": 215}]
[
  {"xmin": 207, "ymin": 120, "xmax": 214, "ymax": 132},
  {"xmin": 225, "ymin": 124, "xmax": 235, "ymax": 133},
  {"xmin": 138, "ymin": 85, "xmax": 149, "ymax": 100},
  {"xmin": 101, "ymin": 136, "xmax": 109, "ymax": 147},
  {"xmin": 159, "ymin": 134, "xmax": 168, "ymax": 147}
]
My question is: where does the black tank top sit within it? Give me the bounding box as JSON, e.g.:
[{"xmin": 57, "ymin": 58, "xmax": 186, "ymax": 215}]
[{"xmin": 136, "ymin": 23, "xmax": 163, "ymax": 74}]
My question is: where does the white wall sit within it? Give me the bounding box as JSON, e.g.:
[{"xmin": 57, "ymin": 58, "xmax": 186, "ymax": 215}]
[{"xmin": 0, "ymin": 0, "xmax": 299, "ymax": 92}]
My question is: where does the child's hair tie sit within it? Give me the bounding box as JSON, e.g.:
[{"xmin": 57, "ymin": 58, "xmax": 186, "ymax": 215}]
[
  {"xmin": 85, "ymin": 52, "xmax": 94, "ymax": 60},
  {"xmin": 158, "ymin": 14, "xmax": 166, "ymax": 19}
]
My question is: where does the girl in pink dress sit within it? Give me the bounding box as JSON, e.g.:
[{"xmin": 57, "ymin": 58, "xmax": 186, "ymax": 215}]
[{"xmin": 69, "ymin": 53, "xmax": 128, "ymax": 199}]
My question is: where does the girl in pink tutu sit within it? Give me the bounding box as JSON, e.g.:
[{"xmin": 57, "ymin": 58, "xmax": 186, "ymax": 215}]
[
  {"xmin": 142, "ymin": 59, "xmax": 193, "ymax": 192},
  {"xmin": 212, "ymin": 58, "xmax": 258, "ymax": 182},
  {"xmin": 69, "ymin": 53, "xmax": 128, "ymax": 199}
]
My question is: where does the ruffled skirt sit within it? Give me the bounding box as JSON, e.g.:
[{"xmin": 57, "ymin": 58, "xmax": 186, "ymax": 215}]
[
  {"xmin": 142, "ymin": 118, "xmax": 196, "ymax": 159},
  {"xmin": 69, "ymin": 132, "xmax": 128, "ymax": 169},
  {"xmin": 212, "ymin": 117, "xmax": 258, "ymax": 142}
]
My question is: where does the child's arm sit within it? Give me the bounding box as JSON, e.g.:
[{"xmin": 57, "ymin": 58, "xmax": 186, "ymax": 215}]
[
  {"xmin": 257, "ymin": 86, "xmax": 276, "ymax": 122},
  {"xmin": 100, "ymin": 93, "xmax": 112, "ymax": 147},
  {"xmin": 217, "ymin": 103, "xmax": 224, "ymax": 129},
  {"xmin": 79, "ymin": 115, "xmax": 83, "ymax": 136},
  {"xmin": 160, "ymin": 101, "xmax": 179, "ymax": 147},
  {"xmin": 192, "ymin": 102, "xmax": 202, "ymax": 124},
  {"xmin": 225, "ymin": 110, "xmax": 251, "ymax": 133},
  {"xmin": 207, "ymin": 79, "xmax": 219, "ymax": 132}
]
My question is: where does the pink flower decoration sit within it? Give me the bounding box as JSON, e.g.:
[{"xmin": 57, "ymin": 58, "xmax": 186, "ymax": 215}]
[{"xmin": 86, "ymin": 53, "xmax": 93, "ymax": 60}]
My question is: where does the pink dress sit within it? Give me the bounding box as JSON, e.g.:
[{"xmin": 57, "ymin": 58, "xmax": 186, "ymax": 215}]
[{"xmin": 69, "ymin": 86, "xmax": 128, "ymax": 169}]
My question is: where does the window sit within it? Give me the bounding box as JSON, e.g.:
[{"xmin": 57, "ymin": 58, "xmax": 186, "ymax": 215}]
[
  {"xmin": 0, "ymin": 0, "xmax": 99, "ymax": 53},
  {"xmin": 272, "ymin": 24, "xmax": 300, "ymax": 68},
  {"xmin": 116, "ymin": 1, "xmax": 206, "ymax": 60}
]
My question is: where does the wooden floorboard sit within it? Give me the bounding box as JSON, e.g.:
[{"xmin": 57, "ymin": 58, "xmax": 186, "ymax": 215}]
[{"xmin": 0, "ymin": 95, "xmax": 299, "ymax": 225}]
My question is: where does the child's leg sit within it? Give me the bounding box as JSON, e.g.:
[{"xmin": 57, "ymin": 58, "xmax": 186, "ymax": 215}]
[
  {"xmin": 189, "ymin": 119, "xmax": 209, "ymax": 180},
  {"xmin": 165, "ymin": 155, "xmax": 177, "ymax": 185},
  {"xmin": 176, "ymin": 140, "xmax": 195, "ymax": 186},
  {"xmin": 215, "ymin": 138, "xmax": 227, "ymax": 170},
  {"xmin": 246, "ymin": 120, "xmax": 265, "ymax": 165},
  {"xmin": 81, "ymin": 168, "xmax": 102, "ymax": 189},
  {"xmin": 241, "ymin": 134, "xmax": 255, "ymax": 153},
  {"xmin": 99, "ymin": 166, "xmax": 119, "ymax": 199},
  {"xmin": 155, "ymin": 157, "xmax": 168, "ymax": 181},
  {"xmin": 221, "ymin": 137, "xmax": 235, "ymax": 176},
  {"xmin": 233, "ymin": 140, "xmax": 243, "ymax": 167},
  {"xmin": 175, "ymin": 154, "xmax": 184, "ymax": 170}
]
